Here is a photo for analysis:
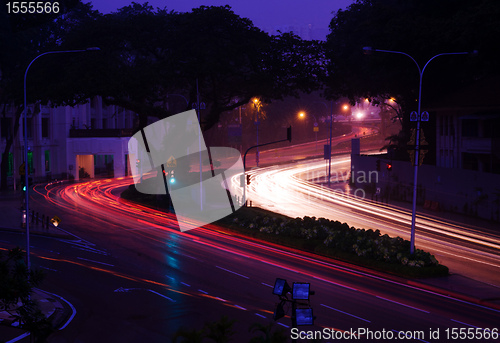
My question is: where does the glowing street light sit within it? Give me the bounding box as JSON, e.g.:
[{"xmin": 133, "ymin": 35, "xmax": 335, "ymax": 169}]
[{"xmin": 363, "ymin": 46, "xmax": 476, "ymax": 254}]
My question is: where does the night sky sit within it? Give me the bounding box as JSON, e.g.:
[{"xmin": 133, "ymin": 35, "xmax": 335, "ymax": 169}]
[{"xmin": 89, "ymin": 0, "xmax": 355, "ymax": 40}]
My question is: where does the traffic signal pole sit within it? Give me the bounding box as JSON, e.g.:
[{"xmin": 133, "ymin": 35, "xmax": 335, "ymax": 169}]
[{"xmin": 242, "ymin": 127, "xmax": 291, "ymax": 206}]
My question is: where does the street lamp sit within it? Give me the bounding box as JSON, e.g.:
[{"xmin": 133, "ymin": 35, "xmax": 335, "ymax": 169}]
[
  {"xmin": 363, "ymin": 46, "xmax": 475, "ymax": 254},
  {"xmin": 298, "ymin": 111, "xmax": 319, "ymax": 152},
  {"xmin": 253, "ymin": 98, "xmax": 261, "ymax": 167},
  {"xmin": 23, "ymin": 47, "xmax": 100, "ymax": 271}
]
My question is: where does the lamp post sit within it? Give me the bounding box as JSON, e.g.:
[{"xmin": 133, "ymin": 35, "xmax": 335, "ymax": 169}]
[
  {"xmin": 363, "ymin": 47, "xmax": 474, "ymax": 254},
  {"xmin": 23, "ymin": 47, "xmax": 99, "ymax": 271},
  {"xmin": 253, "ymin": 98, "xmax": 261, "ymax": 167}
]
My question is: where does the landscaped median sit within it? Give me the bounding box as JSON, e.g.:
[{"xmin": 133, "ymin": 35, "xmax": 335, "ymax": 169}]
[
  {"xmin": 121, "ymin": 187, "xmax": 448, "ymax": 278},
  {"xmin": 214, "ymin": 206, "xmax": 449, "ymax": 278}
]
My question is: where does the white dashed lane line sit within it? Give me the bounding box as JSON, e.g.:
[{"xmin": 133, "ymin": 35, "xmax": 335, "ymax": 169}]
[
  {"xmin": 375, "ymin": 296, "xmax": 429, "ymax": 313},
  {"xmin": 320, "ymin": 304, "xmax": 371, "ymax": 323},
  {"xmin": 215, "ymin": 265, "xmax": 249, "ymax": 279}
]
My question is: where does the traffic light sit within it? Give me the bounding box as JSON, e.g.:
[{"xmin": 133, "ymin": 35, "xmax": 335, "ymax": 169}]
[
  {"xmin": 386, "ymin": 163, "xmax": 392, "ymax": 171},
  {"xmin": 287, "ymin": 126, "xmax": 292, "ymax": 142},
  {"xmin": 169, "ymin": 170, "xmax": 175, "ymax": 184},
  {"xmin": 376, "ymin": 159, "xmax": 380, "ymax": 171},
  {"xmin": 246, "ymin": 174, "xmax": 251, "ymax": 185}
]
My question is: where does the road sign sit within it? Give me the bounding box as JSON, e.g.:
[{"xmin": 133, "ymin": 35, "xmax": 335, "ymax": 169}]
[
  {"xmin": 410, "ymin": 111, "xmax": 418, "ymax": 122},
  {"xmin": 421, "ymin": 111, "xmax": 429, "ymax": 122},
  {"xmin": 50, "ymin": 216, "xmax": 61, "ymax": 227},
  {"xmin": 313, "ymin": 127, "xmax": 319, "ymax": 132},
  {"xmin": 166, "ymin": 156, "xmax": 177, "ymax": 168}
]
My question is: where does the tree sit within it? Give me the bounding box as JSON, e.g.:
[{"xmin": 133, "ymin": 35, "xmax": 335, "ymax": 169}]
[
  {"xmin": 0, "ymin": 247, "xmax": 52, "ymax": 341},
  {"xmin": 49, "ymin": 4, "xmax": 325, "ymax": 132},
  {"xmin": 0, "ymin": 0, "xmax": 98, "ymax": 190},
  {"xmin": 324, "ymin": 0, "xmax": 498, "ymax": 161}
]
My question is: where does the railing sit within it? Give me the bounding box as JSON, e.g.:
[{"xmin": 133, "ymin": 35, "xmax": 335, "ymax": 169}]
[{"xmin": 69, "ymin": 128, "xmax": 135, "ymax": 138}]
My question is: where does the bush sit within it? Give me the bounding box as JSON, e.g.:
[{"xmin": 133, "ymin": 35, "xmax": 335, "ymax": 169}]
[{"xmin": 232, "ymin": 214, "xmax": 444, "ymax": 270}]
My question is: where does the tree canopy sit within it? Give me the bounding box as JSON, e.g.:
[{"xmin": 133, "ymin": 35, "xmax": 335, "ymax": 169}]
[
  {"xmin": 324, "ymin": 0, "xmax": 500, "ymax": 160},
  {"xmin": 45, "ymin": 3, "xmax": 325, "ymax": 131}
]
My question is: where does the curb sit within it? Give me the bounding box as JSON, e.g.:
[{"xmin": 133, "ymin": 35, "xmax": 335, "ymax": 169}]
[
  {"xmin": 406, "ymin": 279, "xmax": 500, "ymax": 311},
  {"xmin": 0, "ymin": 226, "xmax": 73, "ymax": 239},
  {"xmin": 35, "ymin": 289, "xmax": 76, "ymax": 331}
]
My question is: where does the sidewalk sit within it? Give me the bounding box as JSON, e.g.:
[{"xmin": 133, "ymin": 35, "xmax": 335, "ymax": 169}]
[
  {"xmin": 0, "ymin": 190, "xmax": 70, "ymax": 238},
  {"xmin": 1, "ymin": 190, "xmax": 73, "ymax": 341}
]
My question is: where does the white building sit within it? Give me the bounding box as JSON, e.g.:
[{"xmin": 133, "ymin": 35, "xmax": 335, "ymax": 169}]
[{"xmin": 0, "ymin": 97, "xmax": 137, "ymax": 188}]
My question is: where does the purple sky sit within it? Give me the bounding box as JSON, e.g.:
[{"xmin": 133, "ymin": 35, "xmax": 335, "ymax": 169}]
[{"xmin": 89, "ymin": 0, "xmax": 354, "ymax": 40}]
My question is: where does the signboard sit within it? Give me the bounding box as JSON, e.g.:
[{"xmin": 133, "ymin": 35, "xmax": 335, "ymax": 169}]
[
  {"xmin": 421, "ymin": 111, "xmax": 429, "ymax": 122},
  {"xmin": 50, "ymin": 216, "xmax": 61, "ymax": 227},
  {"xmin": 166, "ymin": 156, "xmax": 177, "ymax": 168},
  {"xmin": 410, "ymin": 111, "xmax": 418, "ymax": 122},
  {"xmin": 313, "ymin": 127, "xmax": 319, "ymax": 132}
]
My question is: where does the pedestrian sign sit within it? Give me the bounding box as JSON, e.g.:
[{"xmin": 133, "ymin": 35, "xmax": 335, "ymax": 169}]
[
  {"xmin": 166, "ymin": 156, "xmax": 177, "ymax": 168},
  {"xmin": 50, "ymin": 216, "xmax": 61, "ymax": 227}
]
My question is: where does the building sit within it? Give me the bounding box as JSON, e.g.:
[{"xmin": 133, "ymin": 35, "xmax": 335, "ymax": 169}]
[
  {"xmin": 0, "ymin": 97, "xmax": 137, "ymax": 189},
  {"xmin": 433, "ymin": 77, "xmax": 500, "ymax": 173}
]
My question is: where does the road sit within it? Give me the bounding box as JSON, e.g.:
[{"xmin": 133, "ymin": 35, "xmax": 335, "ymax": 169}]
[
  {"xmin": 2, "ymin": 176, "xmax": 495, "ymax": 342},
  {"xmin": 244, "ymin": 156, "xmax": 500, "ymax": 288}
]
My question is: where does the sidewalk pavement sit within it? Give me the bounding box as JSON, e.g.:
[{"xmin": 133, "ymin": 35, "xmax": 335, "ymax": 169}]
[{"xmin": 1, "ymin": 190, "xmax": 73, "ymax": 341}]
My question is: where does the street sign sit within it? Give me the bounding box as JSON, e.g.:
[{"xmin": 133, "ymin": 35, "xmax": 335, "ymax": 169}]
[
  {"xmin": 50, "ymin": 216, "xmax": 61, "ymax": 227},
  {"xmin": 313, "ymin": 127, "xmax": 319, "ymax": 132},
  {"xmin": 166, "ymin": 156, "xmax": 177, "ymax": 168},
  {"xmin": 421, "ymin": 111, "xmax": 429, "ymax": 122},
  {"xmin": 410, "ymin": 111, "xmax": 418, "ymax": 122}
]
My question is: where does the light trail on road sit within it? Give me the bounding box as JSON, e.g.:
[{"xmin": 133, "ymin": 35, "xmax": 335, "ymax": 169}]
[
  {"xmin": 25, "ymin": 170, "xmax": 500, "ymax": 341},
  {"xmin": 241, "ymin": 155, "xmax": 500, "ymax": 286}
]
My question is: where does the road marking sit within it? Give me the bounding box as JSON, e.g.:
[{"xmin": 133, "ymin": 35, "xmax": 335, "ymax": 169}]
[
  {"xmin": 261, "ymin": 282, "xmax": 273, "ymax": 288},
  {"xmin": 5, "ymin": 332, "xmax": 30, "ymax": 343},
  {"xmin": 215, "ymin": 265, "xmax": 249, "ymax": 279},
  {"xmin": 184, "ymin": 254, "xmax": 198, "ymax": 260},
  {"xmin": 181, "ymin": 282, "xmax": 191, "ymax": 287},
  {"xmin": 39, "ymin": 289, "xmax": 77, "ymax": 330},
  {"xmin": 277, "ymin": 322, "xmax": 290, "ymax": 328},
  {"xmin": 234, "ymin": 305, "xmax": 247, "ymax": 310},
  {"xmin": 216, "ymin": 297, "xmax": 227, "ymax": 302},
  {"xmin": 313, "ymin": 276, "xmax": 358, "ymax": 291},
  {"xmin": 255, "ymin": 313, "xmax": 267, "ymax": 319},
  {"xmin": 375, "ymin": 296, "xmax": 429, "ymax": 313},
  {"xmin": 450, "ymin": 319, "xmax": 481, "ymax": 328},
  {"xmin": 39, "ymin": 266, "xmax": 58, "ymax": 272},
  {"xmin": 198, "ymin": 289, "xmax": 208, "ymax": 294},
  {"xmin": 114, "ymin": 287, "xmax": 175, "ymax": 302},
  {"xmin": 320, "ymin": 304, "xmax": 371, "ymax": 323},
  {"xmin": 76, "ymin": 257, "xmax": 114, "ymax": 267}
]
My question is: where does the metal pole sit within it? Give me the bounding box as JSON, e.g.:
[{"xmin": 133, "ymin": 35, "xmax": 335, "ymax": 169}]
[
  {"xmin": 256, "ymin": 110, "xmax": 259, "ymax": 167},
  {"xmin": 23, "ymin": 48, "xmax": 99, "ymax": 271},
  {"xmin": 328, "ymin": 101, "xmax": 333, "ymax": 187},
  {"xmin": 197, "ymin": 79, "xmax": 203, "ymax": 211},
  {"xmin": 365, "ymin": 47, "xmax": 470, "ymax": 254}
]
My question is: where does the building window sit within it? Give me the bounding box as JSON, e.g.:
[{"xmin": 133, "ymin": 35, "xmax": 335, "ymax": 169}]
[
  {"xmin": 45, "ymin": 150, "xmax": 50, "ymax": 172},
  {"xmin": 1, "ymin": 118, "xmax": 12, "ymax": 139},
  {"xmin": 26, "ymin": 118, "xmax": 33, "ymax": 139},
  {"xmin": 462, "ymin": 119, "xmax": 478, "ymax": 137},
  {"xmin": 2, "ymin": 152, "xmax": 14, "ymax": 176},
  {"xmin": 42, "ymin": 118, "xmax": 49, "ymax": 138},
  {"xmin": 28, "ymin": 151, "xmax": 34, "ymax": 174}
]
